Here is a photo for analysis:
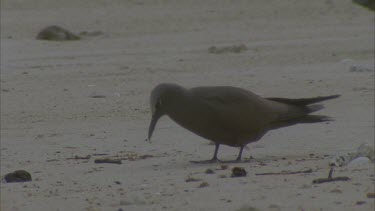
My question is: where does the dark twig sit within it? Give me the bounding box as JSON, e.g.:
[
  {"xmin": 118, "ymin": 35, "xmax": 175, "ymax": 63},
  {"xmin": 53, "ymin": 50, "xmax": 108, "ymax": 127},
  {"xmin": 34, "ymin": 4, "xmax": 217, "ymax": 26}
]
[
  {"xmin": 67, "ymin": 155, "xmax": 91, "ymax": 160},
  {"xmin": 94, "ymin": 158, "xmax": 122, "ymax": 164},
  {"xmin": 255, "ymin": 168, "xmax": 313, "ymax": 176},
  {"xmin": 312, "ymin": 176, "xmax": 350, "ymax": 184},
  {"xmin": 312, "ymin": 167, "xmax": 350, "ymax": 184}
]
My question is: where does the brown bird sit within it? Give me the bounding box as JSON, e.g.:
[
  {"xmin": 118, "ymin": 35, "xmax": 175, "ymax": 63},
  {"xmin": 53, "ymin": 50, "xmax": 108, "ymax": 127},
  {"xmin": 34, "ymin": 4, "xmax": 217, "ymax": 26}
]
[{"xmin": 147, "ymin": 83, "xmax": 339, "ymax": 163}]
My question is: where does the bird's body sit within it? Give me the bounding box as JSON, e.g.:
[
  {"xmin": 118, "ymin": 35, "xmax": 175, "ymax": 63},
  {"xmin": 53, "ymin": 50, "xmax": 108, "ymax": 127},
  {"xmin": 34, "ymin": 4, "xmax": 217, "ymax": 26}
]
[{"xmin": 147, "ymin": 83, "xmax": 339, "ymax": 163}]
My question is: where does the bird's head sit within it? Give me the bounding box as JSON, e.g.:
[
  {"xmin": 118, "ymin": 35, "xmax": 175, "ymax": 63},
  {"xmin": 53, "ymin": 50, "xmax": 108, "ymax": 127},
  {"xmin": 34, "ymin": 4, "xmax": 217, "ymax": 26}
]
[{"xmin": 147, "ymin": 83, "xmax": 185, "ymax": 141}]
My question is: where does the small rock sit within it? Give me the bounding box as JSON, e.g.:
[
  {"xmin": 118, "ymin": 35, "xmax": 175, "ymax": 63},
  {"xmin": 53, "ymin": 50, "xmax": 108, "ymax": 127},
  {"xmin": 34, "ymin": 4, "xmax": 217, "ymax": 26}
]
[
  {"xmin": 231, "ymin": 167, "xmax": 247, "ymax": 177},
  {"xmin": 198, "ymin": 182, "xmax": 209, "ymax": 188},
  {"xmin": 4, "ymin": 170, "xmax": 32, "ymax": 183},
  {"xmin": 205, "ymin": 168, "xmax": 215, "ymax": 174},
  {"xmin": 330, "ymin": 188, "xmax": 342, "ymax": 193},
  {"xmin": 36, "ymin": 25, "xmax": 80, "ymax": 41},
  {"xmin": 367, "ymin": 192, "xmax": 375, "ymax": 198},
  {"xmin": 356, "ymin": 201, "xmax": 366, "ymax": 205}
]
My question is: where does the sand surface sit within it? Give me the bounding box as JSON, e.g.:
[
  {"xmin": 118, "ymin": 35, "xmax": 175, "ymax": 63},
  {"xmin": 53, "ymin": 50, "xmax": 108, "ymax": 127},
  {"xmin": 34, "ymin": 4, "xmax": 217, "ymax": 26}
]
[{"xmin": 1, "ymin": 0, "xmax": 374, "ymax": 210}]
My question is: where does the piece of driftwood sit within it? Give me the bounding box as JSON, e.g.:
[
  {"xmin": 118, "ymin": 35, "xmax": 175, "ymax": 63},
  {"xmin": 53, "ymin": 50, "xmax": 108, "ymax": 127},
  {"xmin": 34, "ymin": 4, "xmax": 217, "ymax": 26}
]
[
  {"xmin": 313, "ymin": 176, "xmax": 351, "ymax": 184},
  {"xmin": 312, "ymin": 167, "xmax": 350, "ymax": 184},
  {"xmin": 94, "ymin": 158, "xmax": 122, "ymax": 164},
  {"xmin": 255, "ymin": 168, "xmax": 313, "ymax": 176},
  {"xmin": 67, "ymin": 155, "xmax": 91, "ymax": 160}
]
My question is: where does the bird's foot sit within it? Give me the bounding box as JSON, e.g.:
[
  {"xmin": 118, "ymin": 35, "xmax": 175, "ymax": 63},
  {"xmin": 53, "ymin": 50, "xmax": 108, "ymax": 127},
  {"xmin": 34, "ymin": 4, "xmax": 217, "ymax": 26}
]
[{"xmin": 189, "ymin": 158, "xmax": 221, "ymax": 164}]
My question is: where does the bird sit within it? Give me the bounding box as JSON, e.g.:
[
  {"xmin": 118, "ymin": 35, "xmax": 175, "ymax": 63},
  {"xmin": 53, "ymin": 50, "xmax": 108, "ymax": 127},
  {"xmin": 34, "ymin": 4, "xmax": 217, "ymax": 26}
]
[{"xmin": 147, "ymin": 83, "xmax": 340, "ymax": 163}]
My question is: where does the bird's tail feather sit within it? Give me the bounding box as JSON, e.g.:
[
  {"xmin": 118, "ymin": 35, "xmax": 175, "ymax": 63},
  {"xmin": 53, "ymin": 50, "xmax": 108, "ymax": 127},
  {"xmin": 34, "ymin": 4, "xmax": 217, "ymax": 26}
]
[
  {"xmin": 267, "ymin": 95, "xmax": 340, "ymax": 130},
  {"xmin": 297, "ymin": 115, "xmax": 333, "ymax": 123},
  {"xmin": 269, "ymin": 114, "xmax": 333, "ymax": 130},
  {"xmin": 306, "ymin": 104, "xmax": 324, "ymax": 113},
  {"xmin": 267, "ymin": 94, "xmax": 340, "ymax": 106}
]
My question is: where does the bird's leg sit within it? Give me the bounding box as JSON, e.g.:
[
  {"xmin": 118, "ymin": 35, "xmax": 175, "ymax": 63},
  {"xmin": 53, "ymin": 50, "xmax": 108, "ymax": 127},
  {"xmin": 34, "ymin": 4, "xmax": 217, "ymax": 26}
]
[
  {"xmin": 235, "ymin": 145, "xmax": 245, "ymax": 162},
  {"xmin": 211, "ymin": 143, "xmax": 220, "ymax": 161},
  {"xmin": 221, "ymin": 145, "xmax": 246, "ymax": 163},
  {"xmin": 190, "ymin": 143, "xmax": 221, "ymax": 164}
]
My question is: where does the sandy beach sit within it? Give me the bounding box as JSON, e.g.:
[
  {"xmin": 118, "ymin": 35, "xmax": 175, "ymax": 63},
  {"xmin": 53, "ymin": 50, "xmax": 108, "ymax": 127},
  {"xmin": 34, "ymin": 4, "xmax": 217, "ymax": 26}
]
[{"xmin": 1, "ymin": 0, "xmax": 374, "ymax": 210}]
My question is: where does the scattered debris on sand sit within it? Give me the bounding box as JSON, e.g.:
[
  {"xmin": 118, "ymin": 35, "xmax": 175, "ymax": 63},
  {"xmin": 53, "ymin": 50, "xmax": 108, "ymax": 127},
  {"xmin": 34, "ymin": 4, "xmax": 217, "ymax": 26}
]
[
  {"xmin": 208, "ymin": 44, "xmax": 247, "ymax": 54},
  {"xmin": 67, "ymin": 155, "xmax": 91, "ymax": 160},
  {"xmin": 216, "ymin": 164, "xmax": 229, "ymax": 170},
  {"xmin": 185, "ymin": 176, "xmax": 202, "ymax": 183},
  {"xmin": 94, "ymin": 151, "xmax": 154, "ymax": 163},
  {"xmin": 198, "ymin": 182, "xmax": 209, "ymax": 188},
  {"xmin": 205, "ymin": 168, "xmax": 215, "ymax": 174}
]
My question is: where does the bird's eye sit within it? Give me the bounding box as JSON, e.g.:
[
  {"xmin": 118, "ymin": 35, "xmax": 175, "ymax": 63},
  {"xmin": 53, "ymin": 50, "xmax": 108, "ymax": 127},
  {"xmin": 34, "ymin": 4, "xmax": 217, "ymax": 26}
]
[{"xmin": 155, "ymin": 99, "xmax": 162, "ymax": 109}]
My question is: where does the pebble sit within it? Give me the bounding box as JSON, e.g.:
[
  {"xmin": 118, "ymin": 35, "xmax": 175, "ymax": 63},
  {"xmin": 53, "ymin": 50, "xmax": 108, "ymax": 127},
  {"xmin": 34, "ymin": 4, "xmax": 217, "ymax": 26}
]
[
  {"xmin": 198, "ymin": 182, "xmax": 209, "ymax": 188},
  {"xmin": 231, "ymin": 167, "xmax": 247, "ymax": 177},
  {"xmin": 205, "ymin": 169, "xmax": 215, "ymax": 174},
  {"xmin": 4, "ymin": 170, "xmax": 32, "ymax": 183},
  {"xmin": 36, "ymin": 25, "xmax": 80, "ymax": 41}
]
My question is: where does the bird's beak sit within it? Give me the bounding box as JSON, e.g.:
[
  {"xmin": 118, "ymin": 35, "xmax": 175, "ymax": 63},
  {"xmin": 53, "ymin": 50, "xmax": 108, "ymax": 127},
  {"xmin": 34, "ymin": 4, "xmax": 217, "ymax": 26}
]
[{"xmin": 147, "ymin": 110, "xmax": 163, "ymax": 141}]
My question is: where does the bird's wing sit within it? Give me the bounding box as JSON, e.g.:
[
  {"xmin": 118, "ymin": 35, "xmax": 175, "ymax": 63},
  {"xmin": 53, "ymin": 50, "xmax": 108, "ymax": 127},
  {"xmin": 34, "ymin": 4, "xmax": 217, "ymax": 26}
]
[{"xmin": 190, "ymin": 87, "xmax": 278, "ymax": 132}]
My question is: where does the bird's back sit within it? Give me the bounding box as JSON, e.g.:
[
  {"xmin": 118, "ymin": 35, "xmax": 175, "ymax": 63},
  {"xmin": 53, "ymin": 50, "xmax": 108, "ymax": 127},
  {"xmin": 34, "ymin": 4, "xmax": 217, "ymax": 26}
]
[{"xmin": 166, "ymin": 86, "xmax": 282, "ymax": 146}]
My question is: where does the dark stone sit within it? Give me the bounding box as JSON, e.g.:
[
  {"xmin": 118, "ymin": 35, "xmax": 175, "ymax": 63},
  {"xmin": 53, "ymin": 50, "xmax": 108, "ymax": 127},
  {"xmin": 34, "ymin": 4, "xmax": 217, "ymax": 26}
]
[
  {"xmin": 231, "ymin": 167, "xmax": 247, "ymax": 177},
  {"xmin": 36, "ymin": 25, "xmax": 80, "ymax": 41},
  {"xmin": 353, "ymin": 0, "xmax": 375, "ymax": 11},
  {"xmin": 4, "ymin": 170, "xmax": 32, "ymax": 183},
  {"xmin": 205, "ymin": 168, "xmax": 215, "ymax": 174}
]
